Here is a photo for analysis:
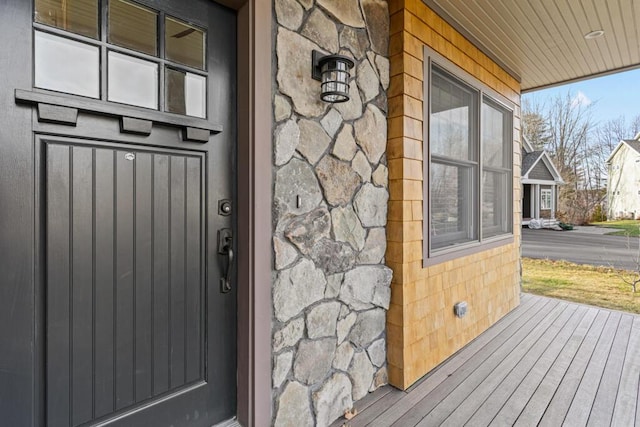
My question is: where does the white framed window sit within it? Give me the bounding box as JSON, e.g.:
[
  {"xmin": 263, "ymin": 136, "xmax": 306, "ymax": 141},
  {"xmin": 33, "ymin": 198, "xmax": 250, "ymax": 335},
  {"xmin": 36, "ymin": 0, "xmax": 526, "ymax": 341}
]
[
  {"xmin": 541, "ymin": 189, "xmax": 552, "ymax": 210},
  {"xmin": 424, "ymin": 47, "xmax": 513, "ymax": 264}
]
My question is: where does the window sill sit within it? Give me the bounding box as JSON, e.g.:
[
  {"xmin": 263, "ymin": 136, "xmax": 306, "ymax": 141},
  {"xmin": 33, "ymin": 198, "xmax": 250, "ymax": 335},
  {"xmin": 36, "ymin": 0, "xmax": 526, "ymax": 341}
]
[{"xmin": 423, "ymin": 234, "xmax": 514, "ymax": 268}]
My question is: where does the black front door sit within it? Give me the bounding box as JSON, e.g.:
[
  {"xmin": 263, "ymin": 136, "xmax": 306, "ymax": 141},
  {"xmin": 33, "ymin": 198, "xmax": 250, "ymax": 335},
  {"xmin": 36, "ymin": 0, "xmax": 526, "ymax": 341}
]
[{"xmin": 0, "ymin": 1, "xmax": 236, "ymax": 426}]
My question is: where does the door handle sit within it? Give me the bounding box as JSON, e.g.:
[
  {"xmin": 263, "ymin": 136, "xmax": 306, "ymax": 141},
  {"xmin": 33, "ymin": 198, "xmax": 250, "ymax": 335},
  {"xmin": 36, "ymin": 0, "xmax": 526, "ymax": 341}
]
[{"xmin": 218, "ymin": 228, "xmax": 233, "ymax": 293}]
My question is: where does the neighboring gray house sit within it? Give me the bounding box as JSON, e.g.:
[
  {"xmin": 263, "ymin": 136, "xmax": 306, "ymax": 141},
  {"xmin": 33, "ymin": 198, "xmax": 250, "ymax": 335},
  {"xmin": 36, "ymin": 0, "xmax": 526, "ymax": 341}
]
[
  {"xmin": 522, "ymin": 137, "xmax": 564, "ymax": 225},
  {"xmin": 607, "ymin": 134, "xmax": 640, "ymax": 219}
]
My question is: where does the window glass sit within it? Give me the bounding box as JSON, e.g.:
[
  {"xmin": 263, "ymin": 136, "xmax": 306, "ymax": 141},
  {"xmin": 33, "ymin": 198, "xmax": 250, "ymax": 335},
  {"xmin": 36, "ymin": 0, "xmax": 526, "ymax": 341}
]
[
  {"xmin": 109, "ymin": 0, "xmax": 158, "ymax": 56},
  {"xmin": 166, "ymin": 68, "xmax": 206, "ymax": 118},
  {"xmin": 541, "ymin": 189, "xmax": 552, "ymax": 210},
  {"xmin": 482, "ymin": 100, "xmax": 509, "ymax": 168},
  {"xmin": 35, "ymin": 31, "xmax": 100, "ymax": 98},
  {"xmin": 35, "ymin": 0, "xmax": 98, "ymax": 39},
  {"xmin": 482, "ymin": 171, "xmax": 509, "ymax": 238},
  {"xmin": 430, "ymin": 67, "xmax": 477, "ymax": 161},
  {"xmin": 431, "ymin": 162, "xmax": 477, "ymax": 249},
  {"xmin": 108, "ymin": 51, "xmax": 158, "ymax": 109},
  {"xmin": 165, "ymin": 17, "xmax": 205, "ymax": 70}
]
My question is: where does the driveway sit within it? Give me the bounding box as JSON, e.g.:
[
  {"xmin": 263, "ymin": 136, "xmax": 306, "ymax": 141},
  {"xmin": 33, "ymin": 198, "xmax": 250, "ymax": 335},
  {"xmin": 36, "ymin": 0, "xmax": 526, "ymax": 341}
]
[{"xmin": 522, "ymin": 227, "xmax": 640, "ymax": 270}]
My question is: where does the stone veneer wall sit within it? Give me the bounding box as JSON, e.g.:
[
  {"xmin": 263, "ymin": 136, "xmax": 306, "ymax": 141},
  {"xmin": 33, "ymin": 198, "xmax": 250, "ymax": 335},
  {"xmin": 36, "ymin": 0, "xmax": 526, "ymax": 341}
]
[
  {"xmin": 385, "ymin": 0, "xmax": 522, "ymax": 389},
  {"xmin": 271, "ymin": 1, "xmax": 391, "ymax": 426}
]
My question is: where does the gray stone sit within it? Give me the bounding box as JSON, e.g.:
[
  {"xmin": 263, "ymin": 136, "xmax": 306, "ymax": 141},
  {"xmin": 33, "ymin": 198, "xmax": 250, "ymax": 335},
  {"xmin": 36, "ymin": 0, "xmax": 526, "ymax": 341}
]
[
  {"xmin": 374, "ymin": 55, "xmax": 390, "ymax": 90},
  {"xmin": 297, "ymin": 0, "xmax": 313, "ymax": 10},
  {"xmin": 301, "ymin": 9, "xmax": 338, "ymax": 53},
  {"xmin": 325, "ymin": 273, "xmax": 343, "ymax": 299},
  {"xmin": 335, "ymin": 82, "xmax": 363, "ymax": 121},
  {"xmin": 293, "ymin": 338, "xmax": 336, "ymax": 385},
  {"xmin": 357, "ymin": 59, "xmax": 380, "ymax": 103},
  {"xmin": 273, "ymin": 350, "xmax": 294, "ymax": 389},
  {"xmin": 275, "ymin": 0, "xmax": 304, "ymax": 31},
  {"xmin": 337, "ymin": 311, "xmax": 357, "ymax": 344},
  {"xmin": 372, "ymin": 164, "xmax": 388, "ymax": 188},
  {"xmin": 349, "ymin": 351, "xmax": 376, "ymax": 401},
  {"xmin": 332, "ymin": 124, "xmax": 358, "ymax": 161},
  {"xmin": 349, "ymin": 308, "xmax": 386, "ymax": 348},
  {"xmin": 370, "ymin": 366, "xmax": 388, "ymax": 392},
  {"xmin": 275, "ymin": 94, "xmax": 292, "ymax": 122},
  {"xmin": 320, "ymin": 108, "xmax": 343, "ymax": 138},
  {"xmin": 352, "ymin": 151, "xmax": 372, "ymax": 182},
  {"xmin": 367, "ymin": 338, "xmax": 386, "ymax": 367},
  {"xmin": 317, "ymin": 0, "xmax": 365, "ymax": 27},
  {"xmin": 333, "ymin": 341, "xmax": 355, "ymax": 370},
  {"xmin": 274, "ymin": 381, "xmax": 313, "ymax": 427},
  {"xmin": 297, "ymin": 119, "xmax": 331, "ymax": 165},
  {"xmin": 274, "ymin": 259, "xmax": 327, "ymax": 322},
  {"xmin": 284, "ymin": 207, "xmax": 331, "ymax": 255},
  {"xmin": 331, "ymin": 205, "xmax": 366, "ymax": 251},
  {"xmin": 273, "ymin": 317, "xmax": 305, "ymax": 352},
  {"xmin": 357, "ymin": 227, "xmax": 387, "ymax": 264},
  {"xmin": 274, "ymin": 236, "xmax": 299, "ymax": 270},
  {"xmin": 277, "ymin": 28, "xmax": 327, "ymax": 118},
  {"xmin": 340, "ymin": 27, "xmax": 370, "ymax": 59},
  {"xmin": 274, "ymin": 158, "xmax": 323, "ymax": 219},
  {"xmin": 275, "ymin": 119, "xmax": 300, "ymax": 166},
  {"xmin": 310, "ymin": 238, "xmax": 356, "ymax": 274},
  {"xmin": 313, "ymin": 373, "xmax": 353, "ymax": 427},
  {"xmin": 307, "ymin": 301, "xmax": 341, "ymax": 339},
  {"xmin": 354, "ymin": 183, "xmax": 389, "ymax": 227},
  {"xmin": 362, "ymin": 0, "xmax": 389, "ymax": 56},
  {"xmin": 315, "ymin": 155, "xmax": 361, "ymax": 207},
  {"xmin": 341, "ymin": 265, "xmax": 393, "ymax": 310},
  {"xmin": 354, "ymin": 104, "xmax": 387, "ymax": 164}
]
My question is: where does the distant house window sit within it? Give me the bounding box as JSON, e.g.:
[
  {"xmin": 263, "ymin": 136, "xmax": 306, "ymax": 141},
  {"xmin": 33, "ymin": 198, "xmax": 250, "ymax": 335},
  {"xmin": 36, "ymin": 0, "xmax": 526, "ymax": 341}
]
[
  {"xmin": 541, "ymin": 189, "xmax": 552, "ymax": 210},
  {"xmin": 424, "ymin": 47, "xmax": 513, "ymax": 263}
]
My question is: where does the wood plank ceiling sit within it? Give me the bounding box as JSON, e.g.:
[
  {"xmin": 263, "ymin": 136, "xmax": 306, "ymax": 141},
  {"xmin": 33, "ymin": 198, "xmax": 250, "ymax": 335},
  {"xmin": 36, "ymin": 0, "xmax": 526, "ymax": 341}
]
[{"xmin": 423, "ymin": 0, "xmax": 640, "ymax": 92}]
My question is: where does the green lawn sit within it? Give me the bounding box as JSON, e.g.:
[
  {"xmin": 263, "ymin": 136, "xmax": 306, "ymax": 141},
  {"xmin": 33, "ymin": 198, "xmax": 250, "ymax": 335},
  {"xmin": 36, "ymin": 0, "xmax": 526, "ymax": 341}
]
[
  {"xmin": 522, "ymin": 257, "xmax": 640, "ymax": 314},
  {"xmin": 590, "ymin": 219, "xmax": 640, "ymax": 236}
]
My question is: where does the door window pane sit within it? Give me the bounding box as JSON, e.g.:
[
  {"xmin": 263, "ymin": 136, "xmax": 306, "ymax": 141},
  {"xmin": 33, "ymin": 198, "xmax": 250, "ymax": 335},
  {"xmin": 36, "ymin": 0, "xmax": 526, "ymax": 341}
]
[
  {"xmin": 165, "ymin": 17, "xmax": 205, "ymax": 70},
  {"xmin": 35, "ymin": 0, "xmax": 98, "ymax": 39},
  {"xmin": 109, "ymin": 0, "xmax": 158, "ymax": 56},
  {"xmin": 166, "ymin": 68, "xmax": 206, "ymax": 118},
  {"xmin": 108, "ymin": 51, "xmax": 158, "ymax": 109},
  {"xmin": 35, "ymin": 31, "xmax": 99, "ymax": 98}
]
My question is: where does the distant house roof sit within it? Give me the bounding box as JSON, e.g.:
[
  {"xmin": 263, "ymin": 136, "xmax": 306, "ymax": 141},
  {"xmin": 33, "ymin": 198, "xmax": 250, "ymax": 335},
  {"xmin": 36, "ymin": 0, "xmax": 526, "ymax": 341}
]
[
  {"xmin": 521, "ymin": 136, "xmax": 564, "ymax": 184},
  {"xmin": 606, "ymin": 138, "xmax": 640, "ymax": 164}
]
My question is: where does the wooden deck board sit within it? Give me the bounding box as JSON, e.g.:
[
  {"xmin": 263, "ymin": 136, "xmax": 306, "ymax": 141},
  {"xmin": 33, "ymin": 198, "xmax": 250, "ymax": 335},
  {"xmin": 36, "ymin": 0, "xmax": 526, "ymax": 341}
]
[
  {"xmin": 336, "ymin": 295, "xmax": 640, "ymax": 427},
  {"xmin": 364, "ymin": 294, "xmax": 550, "ymax": 427},
  {"xmin": 612, "ymin": 316, "xmax": 640, "ymax": 425}
]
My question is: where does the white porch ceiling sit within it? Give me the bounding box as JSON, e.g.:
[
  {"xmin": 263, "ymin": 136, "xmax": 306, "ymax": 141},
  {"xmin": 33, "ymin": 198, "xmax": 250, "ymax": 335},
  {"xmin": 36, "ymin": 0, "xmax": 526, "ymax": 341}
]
[{"xmin": 423, "ymin": 0, "xmax": 640, "ymax": 92}]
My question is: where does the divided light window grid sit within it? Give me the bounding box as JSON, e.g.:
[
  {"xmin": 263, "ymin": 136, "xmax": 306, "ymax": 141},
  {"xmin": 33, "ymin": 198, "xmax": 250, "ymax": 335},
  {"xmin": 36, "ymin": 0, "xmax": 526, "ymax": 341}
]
[
  {"xmin": 541, "ymin": 189, "xmax": 553, "ymax": 210},
  {"xmin": 426, "ymin": 60, "xmax": 513, "ymax": 257},
  {"xmin": 33, "ymin": 0, "xmax": 207, "ymax": 118}
]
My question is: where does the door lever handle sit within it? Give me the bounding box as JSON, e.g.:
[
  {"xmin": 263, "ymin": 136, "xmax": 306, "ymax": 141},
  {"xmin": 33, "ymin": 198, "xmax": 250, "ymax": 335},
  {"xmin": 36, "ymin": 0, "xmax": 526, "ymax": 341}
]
[{"xmin": 218, "ymin": 228, "xmax": 233, "ymax": 293}]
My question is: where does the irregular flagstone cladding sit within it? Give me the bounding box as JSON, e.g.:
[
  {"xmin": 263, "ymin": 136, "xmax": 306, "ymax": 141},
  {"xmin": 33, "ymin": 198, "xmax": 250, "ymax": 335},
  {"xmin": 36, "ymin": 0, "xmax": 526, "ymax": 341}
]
[
  {"xmin": 386, "ymin": 0, "xmax": 522, "ymax": 389},
  {"xmin": 272, "ymin": 1, "xmax": 390, "ymax": 426}
]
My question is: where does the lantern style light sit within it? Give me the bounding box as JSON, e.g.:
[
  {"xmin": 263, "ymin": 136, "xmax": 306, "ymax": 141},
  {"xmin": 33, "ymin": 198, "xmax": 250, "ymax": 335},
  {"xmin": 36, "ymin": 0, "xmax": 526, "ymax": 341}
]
[{"xmin": 311, "ymin": 50, "xmax": 355, "ymax": 103}]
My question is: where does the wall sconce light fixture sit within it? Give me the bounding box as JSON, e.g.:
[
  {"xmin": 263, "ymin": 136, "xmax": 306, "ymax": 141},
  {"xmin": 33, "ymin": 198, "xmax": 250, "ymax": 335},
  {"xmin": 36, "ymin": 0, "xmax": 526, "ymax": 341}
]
[{"xmin": 311, "ymin": 50, "xmax": 355, "ymax": 103}]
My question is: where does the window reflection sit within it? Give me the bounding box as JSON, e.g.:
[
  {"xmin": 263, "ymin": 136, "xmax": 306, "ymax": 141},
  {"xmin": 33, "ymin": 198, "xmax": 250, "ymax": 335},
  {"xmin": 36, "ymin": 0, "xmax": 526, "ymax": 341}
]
[
  {"xmin": 166, "ymin": 68, "xmax": 206, "ymax": 118},
  {"xmin": 165, "ymin": 17, "xmax": 205, "ymax": 70},
  {"xmin": 108, "ymin": 51, "xmax": 158, "ymax": 109},
  {"xmin": 109, "ymin": 0, "xmax": 158, "ymax": 56},
  {"xmin": 35, "ymin": 0, "xmax": 98, "ymax": 39},
  {"xmin": 35, "ymin": 31, "xmax": 100, "ymax": 98}
]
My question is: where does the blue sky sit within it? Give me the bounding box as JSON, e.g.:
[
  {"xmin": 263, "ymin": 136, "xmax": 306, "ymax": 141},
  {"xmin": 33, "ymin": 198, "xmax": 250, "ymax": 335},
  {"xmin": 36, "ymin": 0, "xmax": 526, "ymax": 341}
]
[{"xmin": 522, "ymin": 68, "xmax": 640, "ymax": 126}]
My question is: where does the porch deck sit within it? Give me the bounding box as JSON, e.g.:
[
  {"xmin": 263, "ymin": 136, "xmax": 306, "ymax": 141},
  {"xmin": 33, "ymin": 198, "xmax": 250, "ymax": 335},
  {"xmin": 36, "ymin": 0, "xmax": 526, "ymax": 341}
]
[{"xmin": 332, "ymin": 293, "xmax": 640, "ymax": 426}]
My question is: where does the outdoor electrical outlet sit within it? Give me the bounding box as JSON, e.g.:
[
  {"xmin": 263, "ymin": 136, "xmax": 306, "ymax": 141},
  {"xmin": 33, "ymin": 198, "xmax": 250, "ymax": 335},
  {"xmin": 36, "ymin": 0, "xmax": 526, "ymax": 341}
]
[{"xmin": 454, "ymin": 301, "xmax": 468, "ymax": 318}]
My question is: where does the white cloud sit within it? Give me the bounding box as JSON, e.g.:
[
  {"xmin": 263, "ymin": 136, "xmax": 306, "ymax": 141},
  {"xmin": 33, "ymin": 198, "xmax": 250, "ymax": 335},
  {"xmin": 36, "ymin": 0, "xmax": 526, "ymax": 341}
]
[{"xmin": 571, "ymin": 91, "xmax": 592, "ymax": 107}]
